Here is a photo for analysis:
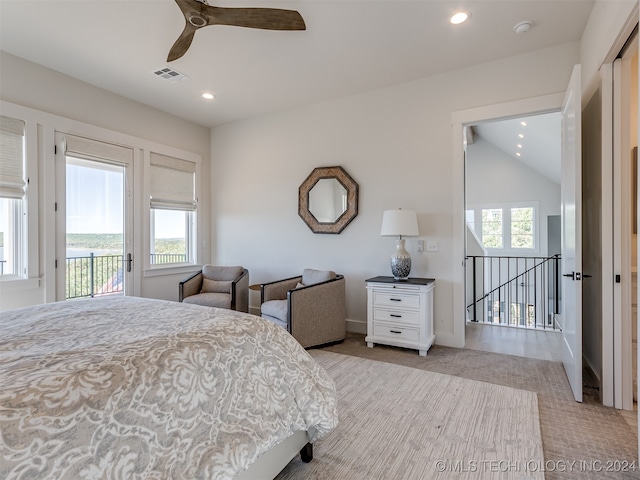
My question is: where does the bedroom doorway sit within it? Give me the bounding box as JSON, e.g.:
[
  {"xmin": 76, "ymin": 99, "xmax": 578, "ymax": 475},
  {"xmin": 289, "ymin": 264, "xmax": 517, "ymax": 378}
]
[
  {"xmin": 54, "ymin": 133, "xmax": 134, "ymax": 301},
  {"xmin": 453, "ymin": 88, "xmax": 584, "ymax": 402},
  {"xmin": 463, "ymin": 109, "xmax": 563, "ymax": 362}
]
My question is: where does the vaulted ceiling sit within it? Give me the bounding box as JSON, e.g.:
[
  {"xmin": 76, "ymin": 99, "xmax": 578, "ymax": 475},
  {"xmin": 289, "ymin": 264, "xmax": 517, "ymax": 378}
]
[{"xmin": 0, "ymin": 0, "xmax": 594, "ymax": 128}]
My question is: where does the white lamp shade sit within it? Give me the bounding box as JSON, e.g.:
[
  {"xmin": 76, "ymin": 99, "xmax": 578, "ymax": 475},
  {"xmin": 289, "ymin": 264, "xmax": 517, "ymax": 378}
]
[{"xmin": 380, "ymin": 209, "xmax": 419, "ymax": 236}]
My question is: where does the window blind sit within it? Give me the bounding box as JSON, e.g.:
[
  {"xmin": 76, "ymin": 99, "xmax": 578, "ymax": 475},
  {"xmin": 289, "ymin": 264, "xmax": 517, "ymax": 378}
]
[
  {"xmin": 150, "ymin": 152, "xmax": 196, "ymax": 211},
  {"xmin": 0, "ymin": 116, "xmax": 26, "ymax": 199},
  {"xmin": 64, "ymin": 134, "xmax": 133, "ymax": 166}
]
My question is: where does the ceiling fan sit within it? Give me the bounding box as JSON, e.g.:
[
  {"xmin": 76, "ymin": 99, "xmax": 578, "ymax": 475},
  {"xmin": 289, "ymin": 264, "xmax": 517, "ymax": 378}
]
[{"xmin": 168, "ymin": 0, "xmax": 306, "ymax": 62}]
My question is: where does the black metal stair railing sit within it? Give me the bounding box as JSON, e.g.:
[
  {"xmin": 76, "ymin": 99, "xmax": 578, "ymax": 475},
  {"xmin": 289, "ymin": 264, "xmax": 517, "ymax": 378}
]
[{"xmin": 466, "ymin": 254, "xmax": 561, "ymax": 330}]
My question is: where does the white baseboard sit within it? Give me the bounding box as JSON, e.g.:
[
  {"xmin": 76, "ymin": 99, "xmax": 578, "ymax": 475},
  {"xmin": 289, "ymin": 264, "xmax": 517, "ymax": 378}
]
[
  {"xmin": 433, "ymin": 331, "xmax": 463, "ymax": 349},
  {"xmin": 346, "ymin": 318, "xmax": 367, "ymax": 334}
]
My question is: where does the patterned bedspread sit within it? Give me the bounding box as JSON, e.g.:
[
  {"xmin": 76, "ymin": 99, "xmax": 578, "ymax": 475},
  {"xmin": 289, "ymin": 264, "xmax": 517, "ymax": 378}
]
[{"xmin": 0, "ymin": 296, "xmax": 338, "ymax": 479}]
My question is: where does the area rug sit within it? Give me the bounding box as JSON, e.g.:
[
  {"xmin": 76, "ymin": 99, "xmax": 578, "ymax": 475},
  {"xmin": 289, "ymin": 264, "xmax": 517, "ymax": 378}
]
[{"xmin": 276, "ymin": 351, "xmax": 545, "ymax": 479}]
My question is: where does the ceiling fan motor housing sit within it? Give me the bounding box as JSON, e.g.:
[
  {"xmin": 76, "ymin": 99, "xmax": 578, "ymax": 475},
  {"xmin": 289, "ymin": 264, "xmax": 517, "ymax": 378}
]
[{"xmin": 188, "ymin": 13, "xmax": 207, "ymax": 27}]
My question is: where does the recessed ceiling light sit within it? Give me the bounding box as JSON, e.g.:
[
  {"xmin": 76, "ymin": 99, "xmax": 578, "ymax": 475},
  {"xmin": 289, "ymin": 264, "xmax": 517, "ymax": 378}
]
[
  {"xmin": 520, "ymin": 121, "xmax": 527, "ymax": 126},
  {"xmin": 202, "ymin": 93, "xmax": 215, "ymax": 100},
  {"xmin": 517, "ymin": 144, "xmax": 523, "ymax": 149},
  {"xmin": 516, "ymin": 152, "xmax": 521, "ymax": 157},
  {"xmin": 518, "ymin": 133, "xmax": 524, "ymax": 138},
  {"xmin": 450, "ymin": 11, "xmax": 470, "ymax": 25}
]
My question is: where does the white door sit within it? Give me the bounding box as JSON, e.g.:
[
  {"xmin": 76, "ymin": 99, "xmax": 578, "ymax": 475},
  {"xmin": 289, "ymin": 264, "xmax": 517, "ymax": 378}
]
[
  {"xmin": 55, "ymin": 132, "xmax": 135, "ymax": 301},
  {"xmin": 560, "ymin": 64, "xmax": 583, "ymax": 402}
]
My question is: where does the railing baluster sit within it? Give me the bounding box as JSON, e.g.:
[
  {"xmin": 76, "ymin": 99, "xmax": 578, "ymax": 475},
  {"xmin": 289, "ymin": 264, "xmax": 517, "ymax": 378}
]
[{"xmin": 466, "ymin": 254, "xmax": 560, "ymax": 331}]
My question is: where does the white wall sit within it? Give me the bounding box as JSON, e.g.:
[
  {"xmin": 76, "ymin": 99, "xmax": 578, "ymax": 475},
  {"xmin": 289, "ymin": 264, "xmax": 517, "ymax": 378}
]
[
  {"xmin": 466, "ymin": 136, "xmax": 561, "ymax": 256},
  {"xmin": 0, "ymin": 52, "xmax": 211, "ymax": 310},
  {"xmin": 210, "ymin": 42, "xmax": 580, "ymax": 341},
  {"xmin": 581, "ymin": 0, "xmax": 638, "ymax": 102}
]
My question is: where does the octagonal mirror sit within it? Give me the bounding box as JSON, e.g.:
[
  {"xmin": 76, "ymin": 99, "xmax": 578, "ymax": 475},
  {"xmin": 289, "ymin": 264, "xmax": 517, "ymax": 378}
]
[{"xmin": 298, "ymin": 166, "xmax": 358, "ymax": 234}]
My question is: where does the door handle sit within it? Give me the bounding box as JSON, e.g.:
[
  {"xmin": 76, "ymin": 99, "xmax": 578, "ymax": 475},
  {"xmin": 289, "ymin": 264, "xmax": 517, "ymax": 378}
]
[
  {"xmin": 563, "ymin": 272, "xmax": 591, "ymax": 281},
  {"xmin": 126, "ymin": 253, "xmax": 133, "ymax": 273}
]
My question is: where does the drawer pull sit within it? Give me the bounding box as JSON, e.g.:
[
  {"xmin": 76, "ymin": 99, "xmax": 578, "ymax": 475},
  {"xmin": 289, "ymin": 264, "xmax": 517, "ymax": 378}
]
[
  {"xmin": 390, "ymin": 330, "xmax": 402, "ymax": 334},
  {"xmin": 390, "ymin": 298, "xmax": 402, "ymax": 302},
  {"xmin": 390, "ymin": 314, "xmax": 402, "ymax": 318}
]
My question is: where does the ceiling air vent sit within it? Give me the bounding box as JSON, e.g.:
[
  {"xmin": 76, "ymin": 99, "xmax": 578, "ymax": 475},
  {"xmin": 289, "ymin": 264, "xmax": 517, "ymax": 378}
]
[{"xmin": 152, "ymin": 67, "xmax": 189, "ymax": 82}]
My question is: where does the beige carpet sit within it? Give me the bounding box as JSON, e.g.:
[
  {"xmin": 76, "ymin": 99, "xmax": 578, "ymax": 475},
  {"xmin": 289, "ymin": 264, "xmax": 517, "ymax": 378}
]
[{"xmin": 276, "ymin": 351, "xmax": 544, "ymax": 479}]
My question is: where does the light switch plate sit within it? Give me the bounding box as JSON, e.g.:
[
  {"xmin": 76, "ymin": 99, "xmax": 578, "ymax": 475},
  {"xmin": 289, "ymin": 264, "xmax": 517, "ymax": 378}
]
[{"xmin": 426, "ymin": 240, "xmax": 438, "ymax": 252}]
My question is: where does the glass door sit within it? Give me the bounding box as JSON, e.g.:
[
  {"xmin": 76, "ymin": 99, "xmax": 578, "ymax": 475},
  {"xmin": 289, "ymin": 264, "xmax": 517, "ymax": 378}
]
[{"xmin": 55, "ymin": 133, "xmax": 134, "ymax": 300}]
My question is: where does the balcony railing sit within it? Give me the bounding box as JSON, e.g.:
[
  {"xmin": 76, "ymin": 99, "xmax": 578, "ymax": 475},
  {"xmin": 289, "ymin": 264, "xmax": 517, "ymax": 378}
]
[
  {"xmin": 66, "ymin": 253, "xmax": 188, "ymax": 299},
  {"xmin": 66, "ymin": 253, "xmax": 124, "ymax": 299},
  {"xmin": 150, "ymin": 253, "xmax": 187, "ymax": 264},
  {"xmin": 466, "ymin": 254, "xmax": 561, "ymax": 330}
]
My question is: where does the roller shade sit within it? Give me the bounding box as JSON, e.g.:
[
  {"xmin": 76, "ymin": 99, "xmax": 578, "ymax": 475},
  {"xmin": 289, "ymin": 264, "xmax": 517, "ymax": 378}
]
[
  {"xmin": 150, "ymin": 152, "xmax": 196, "ymax": 211},
  {"xmin": 0, "ymin": 116, "xmax": 26, "ymax": 199},
  {"xmin": 64, "ymin": 134, "xmax": 133, "ymax": 166}
]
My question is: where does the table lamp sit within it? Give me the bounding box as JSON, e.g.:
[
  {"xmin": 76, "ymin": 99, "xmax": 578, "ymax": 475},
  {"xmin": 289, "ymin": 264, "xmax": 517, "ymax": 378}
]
[{"xmin": 380, "ymin": 209, "xmax": 419, "ymax": 280}]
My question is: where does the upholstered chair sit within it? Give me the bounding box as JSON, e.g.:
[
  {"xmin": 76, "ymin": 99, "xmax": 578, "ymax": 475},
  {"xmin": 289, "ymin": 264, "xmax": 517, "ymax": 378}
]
[
  {"xmin": 179, "ymin": 265, "xmax": 249, "ymax": 313},
  {"xmin": 261, "ymin": 269, "xmax": 346, "ymax": 348}
]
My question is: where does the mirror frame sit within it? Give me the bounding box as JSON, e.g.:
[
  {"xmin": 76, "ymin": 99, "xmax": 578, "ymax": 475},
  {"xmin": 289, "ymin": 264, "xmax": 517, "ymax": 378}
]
[{"xmin": 298, "ymin": 166, "xmax": 358, "ymax": 234}]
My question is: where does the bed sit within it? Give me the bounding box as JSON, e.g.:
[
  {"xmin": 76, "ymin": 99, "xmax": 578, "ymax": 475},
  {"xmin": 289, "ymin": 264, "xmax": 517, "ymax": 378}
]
[{"xmin": 0, "ymin": 296, "xmax": 338, "ymax": 479}]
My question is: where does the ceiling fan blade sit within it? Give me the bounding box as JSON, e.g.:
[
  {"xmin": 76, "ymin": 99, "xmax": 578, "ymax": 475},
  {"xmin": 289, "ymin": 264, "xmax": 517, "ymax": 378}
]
[
  {"xmin": 167, "ymin": 22, "xmax": 198, "ymax": 62},
  {"xmin": 167, "ymin": 0, "xmax": 306, "ymax": 61},
  {"xmin": 205, "ymin": 6, "xmax": 306, "ymax": 31}
]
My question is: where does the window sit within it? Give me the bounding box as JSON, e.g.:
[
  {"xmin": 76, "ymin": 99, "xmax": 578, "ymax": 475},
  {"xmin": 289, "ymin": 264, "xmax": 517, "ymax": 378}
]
[
  {"xmin": 149, "ymin": 152, "xmax": 197, "ymax": 266},
  {"xmin": 510, "ymin": 207, "xmax": 534, "ymax": 248},
  {"xmin": 481, "ymin": 208, "xmax": 503, "ymax": 249},
  {"xmin": 0, "ymin": 116, "xmax": 26, "ymax": 277},
  {"xmin": 468, "ymin": 202, "xmax": 538, "ymax": 252}
]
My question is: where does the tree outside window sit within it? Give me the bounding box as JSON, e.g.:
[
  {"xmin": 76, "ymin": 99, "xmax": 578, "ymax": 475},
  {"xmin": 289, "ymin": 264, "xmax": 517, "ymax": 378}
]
[
  {"xmin": 511, "ymin": 207, "xmax": 534, "ymax": 248},
  {"xmin": 481, "ymin": 208, "xmax": 503, "ymax": 248}
]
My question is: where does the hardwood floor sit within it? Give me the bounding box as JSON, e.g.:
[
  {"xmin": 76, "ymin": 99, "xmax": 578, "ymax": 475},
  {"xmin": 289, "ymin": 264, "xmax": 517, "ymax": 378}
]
[{"xmin": 465, "ymin": 321, "xmax": 563, "ymax": 362}]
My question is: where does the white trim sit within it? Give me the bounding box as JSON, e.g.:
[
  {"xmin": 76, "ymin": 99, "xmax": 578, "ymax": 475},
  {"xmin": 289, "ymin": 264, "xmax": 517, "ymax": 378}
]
[
  {"xmin": 0, "ymin": 277, "xmax": 40, "ymax": 290},
  {"xmin": 0, "ymin": 104, "xmax": 40, "ymax": 284},
  {"xmin": 468, "ymin": 201, "xmax": 540, "ymax": 255},
  {"xmin": 143, "ymin": 264, "xmax": 201, "ymax": 278},
  {"xmin": 452, "ymin": 93, "xmax": 565, "ymax": 349},
  {"xmin": 601, "ymin": 62, "xmax": 615, "ymax": 408},
  {"xmin": 346, "ymin": 318, "xmax": 367, "ymax": 335},
  {"xmin": 612, "ymin": 48, "xmax": 636, "ymax": 411},
  {"xmin": 0, "ymin": 100, "xmax": 203, "ymax": 302},
  {"xmin": 143, "ymin": 148, "xmax": 201, "ymax": 275}
]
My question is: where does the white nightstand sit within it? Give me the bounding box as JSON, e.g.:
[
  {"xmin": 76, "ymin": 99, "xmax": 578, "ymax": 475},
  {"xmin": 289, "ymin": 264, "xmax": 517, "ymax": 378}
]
[{"xmin": 365, "ymin": 276, "xmax": 435, "ymax": 356}]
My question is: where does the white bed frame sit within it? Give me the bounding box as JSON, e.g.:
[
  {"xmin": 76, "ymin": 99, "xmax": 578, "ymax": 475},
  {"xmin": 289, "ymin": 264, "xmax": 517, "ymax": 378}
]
[{"xmin": 234, "ymin": 431, "xmax": 312, "ymax": 479}]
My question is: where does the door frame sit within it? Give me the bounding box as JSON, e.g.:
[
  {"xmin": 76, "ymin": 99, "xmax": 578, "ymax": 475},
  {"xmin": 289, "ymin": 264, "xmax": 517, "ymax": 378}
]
[
  {"xmin": 54, "ymin": 131, "xmax": 136, "ymax": 301},
  {"xmin": 600, "ymin": 11, "xmax": 639, "ymax": 410},
  {"xmin": 451, "ymin": 93, "xmax": 565, "ymax": 349}
]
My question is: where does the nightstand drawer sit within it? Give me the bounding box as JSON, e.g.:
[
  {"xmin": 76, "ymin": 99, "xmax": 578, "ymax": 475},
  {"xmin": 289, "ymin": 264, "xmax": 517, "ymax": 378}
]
[
  {"xmin": 373, "ymin": 323, "xmax": 420, "ymax": 342},
  {"xmin": 373, "ymin": 307, "xmax": 420, "ymax": 325},
  {"xmin": 373, "ymin": 292, "xmax": 420, "ymax": 308}
]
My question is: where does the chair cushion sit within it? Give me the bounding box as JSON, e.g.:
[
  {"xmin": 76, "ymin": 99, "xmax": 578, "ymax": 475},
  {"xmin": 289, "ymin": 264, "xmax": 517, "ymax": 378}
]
[
  {"xmin": 182, "ymin": 292, "xmax": 231, "ymax": 309},
  {"xmin": 262, "ymin": 314, "xmax": 288, "ymax": 330},
  {"xmin": 261, "ymin": 299, "xmax": 288, "ymax": 323},
  {"xmin": 302, "ymin": 269, "xmax": 336, "ymax": 286},
  {"xmin": 201, "ymin": 279, "xmax": 232, "ymax": 294},
  {"xmin": 202, "ymin": 265, "xmax": 244, "ymax": 281}
]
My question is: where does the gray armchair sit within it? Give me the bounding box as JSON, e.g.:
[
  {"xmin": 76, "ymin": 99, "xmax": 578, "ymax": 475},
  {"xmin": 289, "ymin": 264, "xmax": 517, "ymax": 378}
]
[
  {"xmin": 179, "ymin": 265, "xmax": 249, "ymax": 313},
  {"xmin": 261, "ymin": 269, "xmax": 346, "ymax": 348}
]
